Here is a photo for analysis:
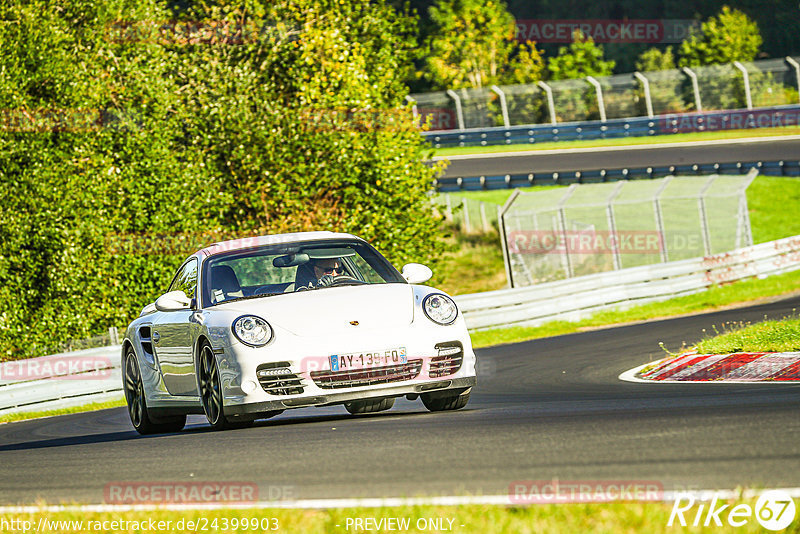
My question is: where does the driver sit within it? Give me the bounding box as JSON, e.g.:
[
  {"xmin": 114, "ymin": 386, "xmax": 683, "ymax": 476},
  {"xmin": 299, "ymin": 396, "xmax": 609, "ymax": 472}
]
[{"xmin": 310, "ymin": 258, "xmax": 348, "ymax": 287}]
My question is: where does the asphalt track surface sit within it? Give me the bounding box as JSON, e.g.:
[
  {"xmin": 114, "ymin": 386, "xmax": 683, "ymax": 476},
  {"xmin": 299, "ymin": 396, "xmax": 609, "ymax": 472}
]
[
  {"xmin": 439, "ymin": 137, "xmax": 800, "ymax": 177},
  {"xmin": 2, "ymin": 296, "xmax": 800, "ymax": 505}
]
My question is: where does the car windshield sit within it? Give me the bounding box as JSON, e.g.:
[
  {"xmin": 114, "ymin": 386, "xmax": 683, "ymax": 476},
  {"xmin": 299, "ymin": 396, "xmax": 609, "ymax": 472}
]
[{"xmin": 201, "ymin": 239, "xmax": 405, "ymax": 307}]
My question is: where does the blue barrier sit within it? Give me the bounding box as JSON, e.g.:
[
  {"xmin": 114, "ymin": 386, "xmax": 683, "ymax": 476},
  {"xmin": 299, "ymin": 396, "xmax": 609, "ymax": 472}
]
[
  {"xmin": 435, "ymin": 160, "xmax": 800, "ymax": 192},
  {"xmin": 425, "ymin": 104, "xmax": 800, "ymax": 148}
]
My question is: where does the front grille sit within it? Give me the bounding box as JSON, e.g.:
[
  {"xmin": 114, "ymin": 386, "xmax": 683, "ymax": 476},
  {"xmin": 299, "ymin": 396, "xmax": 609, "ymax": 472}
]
[
  {"xmin": 311, "ymin": 359, "xmax": 423, "ymax": 389},
  {"xmin": 256, "ymin": 362, "xmax": 304, "ymax": 395},
  {"xmin": 429, "ymin": 342, "xmax": 464, "ymax": 378}
]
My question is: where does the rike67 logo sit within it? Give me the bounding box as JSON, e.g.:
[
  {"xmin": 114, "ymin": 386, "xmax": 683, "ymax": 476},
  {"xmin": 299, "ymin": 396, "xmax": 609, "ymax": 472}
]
[{"xmin": 668, "ymin": 490, "xmax": 796, "ymax": 530}]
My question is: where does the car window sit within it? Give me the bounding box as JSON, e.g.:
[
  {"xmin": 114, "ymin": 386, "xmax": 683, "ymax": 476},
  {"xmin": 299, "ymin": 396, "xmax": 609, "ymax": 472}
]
[
  {"xmin": 350, "ymin": 254, "xmax": 385, "ymax": 284},
  {"xmin": 202, "ymin": 239, "xmax": 404, "ymax": 307},
  {"xmin": 217, "ymin": 255, "xmax": 297, "ymax": 287},
  {"xmin": 168, "ymin": 259, "xmax": 198, "ymax": 300}
]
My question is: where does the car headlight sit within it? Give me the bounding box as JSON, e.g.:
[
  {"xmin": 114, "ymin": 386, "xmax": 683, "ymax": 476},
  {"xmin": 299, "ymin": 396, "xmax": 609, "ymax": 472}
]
[
  {"xmin": 232, "ymin": 315, "xmax": 273, "ymax": 346},
  {"xmin": 422, "ymin": 293, "xmax": 458, "ymax": 325}
]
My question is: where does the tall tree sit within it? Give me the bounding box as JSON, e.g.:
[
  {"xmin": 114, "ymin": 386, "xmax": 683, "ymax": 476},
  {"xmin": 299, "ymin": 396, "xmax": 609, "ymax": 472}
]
[
  {"xmin": 635, "ymin": 47, "xmax": 676, "ymax": 73},
  {"xmin": 678, "ymin": 6, "xmax": 762, "ymax": 67},
  {"xmin": 547, "ymin": 30, "xmax": 615, "ymax": 80},
  {"xmin": 422, "ymin": 0, "xmax": 543, "ymax": 90}
]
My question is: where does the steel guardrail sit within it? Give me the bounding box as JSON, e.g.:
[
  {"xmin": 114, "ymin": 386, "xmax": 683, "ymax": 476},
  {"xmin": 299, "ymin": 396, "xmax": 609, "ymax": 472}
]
[
  {"xmin": 454, "ymin": 235, "xmax": 800, "ymax": 330},
  {"xmin": 435, "ymin": 160, "xmax": 800, "ymax": 192},
  {"xmin": 424, "ymin": 104, "xmax": 800, "ymax": 149},
  {"xmin": 0, "ymin": 345, "xmax": 123, "ymax": 416}
]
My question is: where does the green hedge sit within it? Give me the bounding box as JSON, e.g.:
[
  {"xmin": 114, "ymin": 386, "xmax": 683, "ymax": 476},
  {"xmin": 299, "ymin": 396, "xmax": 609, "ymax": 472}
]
[{"xmin": 0, "ymin": 0, "xmax": 445, "ymax": 360}]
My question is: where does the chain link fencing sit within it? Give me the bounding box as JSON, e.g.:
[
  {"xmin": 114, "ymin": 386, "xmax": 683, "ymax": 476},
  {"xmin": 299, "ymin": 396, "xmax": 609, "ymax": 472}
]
[
  {"xmin": 412, "ymin": 58, "xmax": 800, "ymax": 130},
  {"xmin": 499, "ymin": 170, "xmax": 756, "ymax": 287}
]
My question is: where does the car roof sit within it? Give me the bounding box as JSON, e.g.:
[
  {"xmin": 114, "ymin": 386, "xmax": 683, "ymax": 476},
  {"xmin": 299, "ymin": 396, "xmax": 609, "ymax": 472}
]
[{"xmin": 199, "ymin": 231, "xmax": 361, "ymax": 257}]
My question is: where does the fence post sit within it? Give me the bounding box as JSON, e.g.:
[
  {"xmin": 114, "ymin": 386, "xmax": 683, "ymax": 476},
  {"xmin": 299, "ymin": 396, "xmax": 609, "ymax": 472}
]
[
  {"xmin": 557, "ymin": 184, "xmax": 578, "ymax": 278},
  {"xmin": 490, "ymin": 85, "xmax": 510, "ymax": 128},
  {"xmin": 480, "ymin": 201, "xmax": 490, "ymax": 233},
  {"xmin": 108, "ymin": 326, "xmax": 119, "ymax": 345},
  {"xmin": 586, "ymin": 76, "xmax": 607, "ymax": 122},
  {"xmin": 740, "ymin": 167, "xmax": 758, "ymax": 247},
  {"xmin": 446, "ymin": 89, "xmax": 465, "ymax": 130},
  {"xmin": 606, "ymin": 181, "xmax": 625, "ymax": 270},
  {"xmin": 733, "ymin": 61, "xmax": 753, "ymax": 110},
  {"xmin": 499, "ymin": 190, "xmax": 521, "ymax": 288},
  {"xmin": 537, "ymin": 81, "xmax": 557, "ymax": 125},
  {"xmin": 786, "ymin": 57, "xmax": 800, "ymax": 104},
  {"xmin": 633, "ymin": 71, "xmax": 654, "ymax": 118},
  {"xmin": 698, "ymin": 175, "xmax": 717, "ymax": 255},
  {"xmin": 462, "ymin": 198, "xmax": 471, "ymax": 233},
  {"xmin": 405, "ymin": 95, "xmax": 418, "ymax": 123},
  {"xmin": 681, "ymin": 67, "xmax": 702, "ymax": 112},
  {"xmin": 444, "ymin": 194, "xmax": 453, "ymax": 222},
  {"xmin": 653, "ymin": 176, "xmax": 673, "ymax": 262}
]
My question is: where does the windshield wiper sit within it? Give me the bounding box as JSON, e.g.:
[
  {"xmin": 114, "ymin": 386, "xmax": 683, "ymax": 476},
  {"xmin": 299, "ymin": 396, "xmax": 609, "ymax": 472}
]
[{"xmin": 220, "ymin": 292, "xmax": 284, "ymax": 304}]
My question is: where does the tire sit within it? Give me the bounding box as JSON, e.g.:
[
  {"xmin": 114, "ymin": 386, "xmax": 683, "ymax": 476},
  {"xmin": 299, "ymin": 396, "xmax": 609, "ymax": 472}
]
[
  {"xmin": 421, "ymin": 389, "xmax": 471, "ymax": 412},
  {"xmin": 198, "ymin": 341, "xmax": 252, "ymax": 430},
  {"xmin": 123, "ymin": 348, "xmax": 186, "ymax": 435},
  {"xmin": 344, "ymin": 397, "xmax": 395, "ymax": 414}
]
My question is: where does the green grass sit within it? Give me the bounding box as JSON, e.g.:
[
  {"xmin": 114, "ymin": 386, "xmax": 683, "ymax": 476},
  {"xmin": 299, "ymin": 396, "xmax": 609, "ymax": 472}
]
[
  {"xmin": 694, "ymin": 316, "xmax": 800, "ymax": 354},
  {"xmin": 431, "ymin": 126, "xmax": 800, "ymax": 158},
  {"xmin": 436, "ymin": 185, "xmax": 562, "ymax": 206},
  {"xmin": 747, "ymin": 176, "xmax": 800, "ymax": 244},
  {"xmin": 0, "ymin": 397, "xmax": 125, "ymax": 425},
  {"xmin": 431, "ymin": 232, "xmax": 507, "ymax": 296},
  {"xmin": 1, "ymin": 501, "xmax": 789, "ymax": 533},
  {"xmin": 469, "ymin": 268, "xmax": 800, "ymax": 349}
]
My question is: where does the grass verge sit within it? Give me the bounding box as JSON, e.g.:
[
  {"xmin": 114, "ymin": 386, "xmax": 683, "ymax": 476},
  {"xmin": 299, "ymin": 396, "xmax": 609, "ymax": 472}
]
[
  {"xmin": 0, "ymin": 501, "xmax": 782, "ymax": 533},
  {"xmin": 431, "ymin": 231, "xmax": 506, "ymax": 296},
  {"xmin": 430, "ymin": 126, "xmax": 800, "ymax": 158},
  {"xmin": 468, "ymin": 268, "xmax": 800, "ymax": 349},
  {"xmin": 0, "ymin": 398, "xmax": 125, "ymax": 425},
  {"xmin": 693, "ymin": 315, "xmax": 800, "ymax": 354}
]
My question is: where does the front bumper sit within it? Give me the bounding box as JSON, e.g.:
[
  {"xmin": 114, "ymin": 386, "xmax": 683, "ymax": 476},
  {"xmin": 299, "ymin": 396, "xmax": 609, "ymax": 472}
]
[{"xmin": 226, "ymin": 376, "xmax": 476, "ymax": 415}]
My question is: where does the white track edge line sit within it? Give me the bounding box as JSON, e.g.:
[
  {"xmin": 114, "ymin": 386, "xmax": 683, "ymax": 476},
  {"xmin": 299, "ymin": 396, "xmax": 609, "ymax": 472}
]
[
  {"xmin": 431, "ymin": 134, "xmax": 800, "ymax": 161},
  {"xmin": 4, "ymin": 488, "xmax": 800, "ymax": 513}
]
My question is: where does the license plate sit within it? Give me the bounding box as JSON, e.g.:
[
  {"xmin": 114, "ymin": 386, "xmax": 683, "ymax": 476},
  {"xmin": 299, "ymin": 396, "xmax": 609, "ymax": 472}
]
[{"xmin": 330, "ymin": 348, "xmax": 407, "ymax": 372}]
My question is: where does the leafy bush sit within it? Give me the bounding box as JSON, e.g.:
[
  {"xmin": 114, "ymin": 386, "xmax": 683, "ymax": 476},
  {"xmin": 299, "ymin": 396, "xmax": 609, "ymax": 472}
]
[{"xmin": 0, "ymin": 0, "xmax": 445, "ymax": 360}]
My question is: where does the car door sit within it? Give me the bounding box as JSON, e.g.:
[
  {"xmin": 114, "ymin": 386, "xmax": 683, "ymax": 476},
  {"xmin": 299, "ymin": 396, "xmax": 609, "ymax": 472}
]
[{"xmin": 153, "ymin": 258, "xmax": 200, "ymax": 396}]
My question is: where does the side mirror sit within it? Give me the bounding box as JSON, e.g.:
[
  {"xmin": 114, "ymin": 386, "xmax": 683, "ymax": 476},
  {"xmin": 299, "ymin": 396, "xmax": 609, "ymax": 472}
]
[
  {"xmin": 154, "ymin": 290, "xmax": 192, "ymax": 312},
  {"xmin": 401, "ymin": 263, "xmax": 433, "ymax": 284}
]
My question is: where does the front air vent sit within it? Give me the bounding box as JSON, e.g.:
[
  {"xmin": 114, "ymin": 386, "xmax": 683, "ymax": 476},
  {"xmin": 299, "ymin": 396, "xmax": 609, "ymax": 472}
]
[
  {"xmin": 311, "ymin": 359, "xmax": 424, "ymax": 389},
  {"xmin": 429, "ymin": 342, "xmax": 464, "ymax": 378},
  {"xmin": 138, "ymin": 326, "xmax": 154, "ymax": 361},
  {"xmin": 256, "ymin": 362, "xmax": 304, "ymax": 395}
]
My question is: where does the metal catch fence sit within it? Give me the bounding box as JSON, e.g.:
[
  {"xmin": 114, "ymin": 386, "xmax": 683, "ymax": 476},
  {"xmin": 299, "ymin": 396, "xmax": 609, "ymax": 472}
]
[
  {"xmin": 499, "ymin": 170, "xmax": 757, "ymax": 287},
  {"xmin": 411, "ymin": 57, "xmax": 800, "ymax": 131}
]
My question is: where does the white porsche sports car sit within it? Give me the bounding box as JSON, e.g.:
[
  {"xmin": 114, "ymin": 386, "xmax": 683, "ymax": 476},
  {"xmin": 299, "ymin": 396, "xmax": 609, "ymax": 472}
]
[{"xmin": 122, "ymin": 231, "xmax": 477, "ymax": 433}]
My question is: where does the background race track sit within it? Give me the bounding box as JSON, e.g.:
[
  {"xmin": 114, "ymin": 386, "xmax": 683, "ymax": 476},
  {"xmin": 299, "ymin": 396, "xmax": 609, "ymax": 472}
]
[
  {"xmin": 2, "ymin": 295, "xmax": 800, "ymax": 505},
  {"xmin": 437, "ymin": 137, "xmax": 800, "ymax": 177}
]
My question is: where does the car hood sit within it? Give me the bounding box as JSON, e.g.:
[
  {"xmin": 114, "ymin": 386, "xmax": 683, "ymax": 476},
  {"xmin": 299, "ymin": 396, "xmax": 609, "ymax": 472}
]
[{"xmin": 215, "ymin": 283, "xmax": 414, "ymax": 336}]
